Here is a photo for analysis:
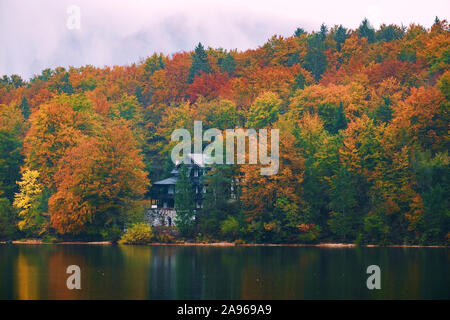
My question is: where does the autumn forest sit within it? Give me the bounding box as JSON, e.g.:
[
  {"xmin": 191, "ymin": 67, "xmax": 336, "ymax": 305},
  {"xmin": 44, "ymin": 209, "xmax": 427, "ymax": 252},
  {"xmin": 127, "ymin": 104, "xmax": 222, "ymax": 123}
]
[{"xmin": 0, "ymin": 18, "xmax": 448, "ymax": 245}]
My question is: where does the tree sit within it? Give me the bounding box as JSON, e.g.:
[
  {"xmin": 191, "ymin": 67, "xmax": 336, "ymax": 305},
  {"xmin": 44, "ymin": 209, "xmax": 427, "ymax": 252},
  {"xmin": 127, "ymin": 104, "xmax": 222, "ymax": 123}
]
[
  {"xmin": 304, "ymin": 33, "xmax": 327, "ymax": 81},
  {"xmin": 294, "ymin": 27, "xmax": 306, "ymax": 37},
  {"xmin": 49, "ymin": 122, "xmax": 149, "ymax": 236},
  {"xmin": 174, "ymin": 164, "xmax": 196, "ymax": 237},
  {"xmin": 319, "ymin": 23, "xmax": 328, "ymax": 41},
  {"xmin": 0, "ymin": 130, "xmax": 23, "ymax": 202},
  {"xmin": 332, "ymin": 102, "xmax": 348, "ymax": 133},
  {"xmin": 19, "ymin": 97, "xmax": 31, "ymax": 119},
  {"xmin": 24, "ymin": 98, "xmax": 97, "ymax": 185},
  {"xmin": 13, "ymin": 169, "xmax": 47, "ymax": 236},
  {"xmin": 414, "ymin": 151, "xmax": 449, "ymax": 244},
  {"xmin": 328, "ymin": 166, "xmax": 359, "ymax": 241},
  {"xmin": 188, "ymin": 43, "xmax": 212, "ymax": 83},
  {"xmin": 0, "ymin": 197, "xmax": 16, "ymax": 240},
  {"xmin": 358, "ymin": 18, "xmax": 376, "ymax": 43},
  {"xmin": 376, "ymin": 24, "xmax": 405, "ymax": 42},
  {"xmin": 374, "ymin": 96, "xmax": 393, "ymax": 123},
  {"xmin": 199, "ymin": 165, "xmax": 239, "ymax": 237},
  {"xmin": 144, "ymin": 53, "xmax": 165, "ymax": 75},
  {"xmin": 247, "ymin": 92, "xmax": 281, "ymax": 128},
  {"xmin": 333, "ymin": 25, "xmax": 348, "ymax": 51},
  {"xmin": 218, "ymin": 53, "xmax": 236, "ymax": 75}
]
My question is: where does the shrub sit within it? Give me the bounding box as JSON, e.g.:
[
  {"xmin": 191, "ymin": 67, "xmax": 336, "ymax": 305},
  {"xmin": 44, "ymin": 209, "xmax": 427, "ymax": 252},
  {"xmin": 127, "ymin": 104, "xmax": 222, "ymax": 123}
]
[
  {"xmin": 119, "ymin": 223, "xmax": 153, "ymax": 244},
  {"xmin": 152, "ymin": 226, "xmax": 176, "ymax": 243},
  {"xmin": 220, "ymin": 216, "xmax": 239, "ymax": 239},
  {"xmin": 101, "ymin": 224, "xmax": 123, "ymax": 243}
]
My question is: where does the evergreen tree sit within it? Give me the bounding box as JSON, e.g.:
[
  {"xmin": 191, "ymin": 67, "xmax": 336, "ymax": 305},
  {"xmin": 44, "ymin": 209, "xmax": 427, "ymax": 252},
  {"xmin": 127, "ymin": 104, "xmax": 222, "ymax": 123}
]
[
  {"xmin": 294, "ymin": 27, "xmax": 306, "ymax": 37},
  {"xmin": 188, "ymin": 42, "xmax": 212, "ymax": 83},
  {"xmin": 414, "ymin": 151, "xmax": 449, "ymax": 245},
  {"xmin": 174, "ymin": 164, "xmax": 196, "ymax": 236},
  {"xmin": 144, "ymin": 53, "xmax": 165, "ymax": 75},
  {"xmin": 358, "ymin": 18, "xmax": 376, "ymax": 43},
  {"xmin": 333, "ymin": 25, "xmax": 348, "ymax": 51},
  {"xmin": 293, "ymin": 72, "xmax": 306, "ymax": 91},
  {"xmin": 328, "ymin": 166, "xmax": 359, "ymax": 241},
  {"xmin": 304, "ymin": 33, "xmax": 327, "ymax": 81},
  {"xmin": 218, "ymin": 53, "xmax": 236, "ymax": 75},
  {"xmin": 199, "ymin": 165, "xmax": 238, "ymax": 237},
  {"xmin": 434, "ymin": 16, "xmax": 440, "ymax": 25},
  {"xmin": 374, "ymin": 97, "xmax": 393, "ymax": 123},
  {"xmin": 135, "ymin": 85, "xmax": 144, "ymax": 105},
  {"xmin": 19, "ymin": 96, "xmax": 30, "ymax": 119},
  {"xmin": 0, "ymin": 130, "xmax": 23, "ymax": 202},
  {"xmin": 319, "ymin": 23, "xmax": 328, "ymax": 41},
  {"xmin": 376, "ymin": 24, "xmax": 405, "ymax": 42},
  {"xmin": 332, "ymin": 102, "xmax": 348, "ymax": 133}
]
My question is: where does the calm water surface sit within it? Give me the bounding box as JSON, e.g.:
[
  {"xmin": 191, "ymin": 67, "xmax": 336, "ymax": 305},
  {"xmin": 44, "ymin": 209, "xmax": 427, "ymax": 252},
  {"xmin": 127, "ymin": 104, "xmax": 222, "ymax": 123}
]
[{"xmin": 0, "ymin": 244, "xmax": 448, "ymax": 299}]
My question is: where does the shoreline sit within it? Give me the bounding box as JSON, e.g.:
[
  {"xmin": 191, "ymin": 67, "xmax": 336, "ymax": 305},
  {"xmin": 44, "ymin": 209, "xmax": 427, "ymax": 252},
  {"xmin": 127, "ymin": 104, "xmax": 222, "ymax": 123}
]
[{"xmin": 0, "ymin": 240, "xmax": 447, "ymax": 248}]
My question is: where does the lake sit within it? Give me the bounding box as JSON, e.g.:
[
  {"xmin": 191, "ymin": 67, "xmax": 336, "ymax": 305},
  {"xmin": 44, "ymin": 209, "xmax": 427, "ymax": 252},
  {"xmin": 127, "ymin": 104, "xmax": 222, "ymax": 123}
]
[{"xmin": 0, "ymin": 244, "xmax": 448, "ymax": 300}]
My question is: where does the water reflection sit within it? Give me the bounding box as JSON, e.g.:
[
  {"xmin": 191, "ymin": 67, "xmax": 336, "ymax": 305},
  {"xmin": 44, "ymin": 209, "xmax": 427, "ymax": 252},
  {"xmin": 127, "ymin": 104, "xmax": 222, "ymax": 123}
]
[{"xmin": 0, "ymin": 244, "xmax": 448, "ymax": 299}]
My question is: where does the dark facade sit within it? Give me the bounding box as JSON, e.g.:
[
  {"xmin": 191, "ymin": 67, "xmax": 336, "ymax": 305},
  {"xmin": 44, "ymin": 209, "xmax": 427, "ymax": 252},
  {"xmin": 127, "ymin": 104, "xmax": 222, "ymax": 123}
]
[{"xmin": 149, "ymin": 154, "xmax": 209, "ymax": 210}]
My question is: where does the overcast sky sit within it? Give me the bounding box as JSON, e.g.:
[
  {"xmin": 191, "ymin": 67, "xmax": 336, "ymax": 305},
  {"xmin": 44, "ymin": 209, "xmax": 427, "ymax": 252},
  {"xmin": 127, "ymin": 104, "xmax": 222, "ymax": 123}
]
[{"xmin": 0, "ymin": 0, "xmax": 448, "ymax": 80}]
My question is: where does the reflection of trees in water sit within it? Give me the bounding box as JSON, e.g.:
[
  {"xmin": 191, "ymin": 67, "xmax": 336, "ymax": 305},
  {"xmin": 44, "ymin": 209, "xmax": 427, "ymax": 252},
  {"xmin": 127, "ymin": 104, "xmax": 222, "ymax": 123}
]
[
  {"xmin": 147, "ymin": 246, "xmax": 177, "ymax": 299},
  {"xmin": 1, "ymin": 246, "xmax": 448, "ymax": 299}
]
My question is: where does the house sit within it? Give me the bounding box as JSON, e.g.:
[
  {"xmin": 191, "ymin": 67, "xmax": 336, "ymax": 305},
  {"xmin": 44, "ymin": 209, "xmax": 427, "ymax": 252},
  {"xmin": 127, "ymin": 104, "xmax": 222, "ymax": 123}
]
[{"xmin": 146, "ymin": 154, "xmax": 210, "ymax": 226}]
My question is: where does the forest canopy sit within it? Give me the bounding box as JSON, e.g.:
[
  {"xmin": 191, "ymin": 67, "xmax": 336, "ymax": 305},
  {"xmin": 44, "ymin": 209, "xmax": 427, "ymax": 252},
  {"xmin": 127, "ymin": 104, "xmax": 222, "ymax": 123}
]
[{"xmin": 0, "ymin": 18, "xmax": 448, "ymax": 245}]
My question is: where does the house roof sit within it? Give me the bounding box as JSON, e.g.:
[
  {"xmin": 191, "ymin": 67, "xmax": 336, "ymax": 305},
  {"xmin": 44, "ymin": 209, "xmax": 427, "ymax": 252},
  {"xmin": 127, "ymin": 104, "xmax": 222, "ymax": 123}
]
[
  {"xmin": 153, "ymin": 177, "xmax": 178, "ymax": 185},
  {"xmin": 176, "ymin": 153, "xmax": 210, "ymax": 168}
]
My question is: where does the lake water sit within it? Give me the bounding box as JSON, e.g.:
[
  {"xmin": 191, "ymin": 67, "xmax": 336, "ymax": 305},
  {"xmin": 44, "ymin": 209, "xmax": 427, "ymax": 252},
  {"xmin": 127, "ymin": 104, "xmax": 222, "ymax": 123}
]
[{"xmin": 0, "ymin": 244, "xmax": 448, "ymax": 300}]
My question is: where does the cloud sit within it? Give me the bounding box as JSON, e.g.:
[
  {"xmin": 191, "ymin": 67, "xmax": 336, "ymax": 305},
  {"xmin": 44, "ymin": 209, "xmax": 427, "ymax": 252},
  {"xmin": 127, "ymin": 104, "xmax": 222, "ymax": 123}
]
[{"xmin": 0, "ymin": 0, "xmax": 448, "ymax": 80}]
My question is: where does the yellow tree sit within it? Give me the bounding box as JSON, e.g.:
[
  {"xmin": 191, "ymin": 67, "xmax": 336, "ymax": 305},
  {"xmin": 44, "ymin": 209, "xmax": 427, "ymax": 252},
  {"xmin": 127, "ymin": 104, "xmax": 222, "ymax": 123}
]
[{"xmin": 13, "ymin": 169, "xmax": 47, "ymax": 235}]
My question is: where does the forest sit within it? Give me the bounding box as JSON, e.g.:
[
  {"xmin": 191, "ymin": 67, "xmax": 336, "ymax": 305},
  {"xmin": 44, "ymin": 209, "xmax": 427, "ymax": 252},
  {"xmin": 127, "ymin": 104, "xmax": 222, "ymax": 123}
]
[{"xmin": 0, "ymin": 18, "xmax": 448, "ymax": 245}]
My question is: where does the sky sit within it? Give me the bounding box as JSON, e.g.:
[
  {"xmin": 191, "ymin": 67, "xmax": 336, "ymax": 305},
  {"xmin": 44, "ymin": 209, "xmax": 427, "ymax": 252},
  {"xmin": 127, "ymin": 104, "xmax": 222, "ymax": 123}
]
[{"xmin": 0, "ymin": 0, "xmax": 448, "ymax": 80}]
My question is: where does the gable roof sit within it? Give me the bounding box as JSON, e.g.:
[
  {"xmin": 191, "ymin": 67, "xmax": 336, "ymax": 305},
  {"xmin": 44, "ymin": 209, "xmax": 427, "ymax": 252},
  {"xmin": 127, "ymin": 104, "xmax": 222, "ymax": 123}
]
[
  {"xmin": 153, "ymin": 177, "xmax": 178, "ymax": 185},
  {"xmin": 175, "ymin": 153, "xmax": 211, "ymax": 168}
]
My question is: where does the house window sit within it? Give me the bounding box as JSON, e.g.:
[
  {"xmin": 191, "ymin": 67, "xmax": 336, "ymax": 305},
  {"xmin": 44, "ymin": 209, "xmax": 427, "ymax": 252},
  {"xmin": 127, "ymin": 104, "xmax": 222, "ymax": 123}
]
[
  {"xmin": 194, "ymin": 169, "xmax": 198, "ymax": 177},
  {"xmin": 168, "ymin": 186, "xmax": 174, "ymax": 194}
]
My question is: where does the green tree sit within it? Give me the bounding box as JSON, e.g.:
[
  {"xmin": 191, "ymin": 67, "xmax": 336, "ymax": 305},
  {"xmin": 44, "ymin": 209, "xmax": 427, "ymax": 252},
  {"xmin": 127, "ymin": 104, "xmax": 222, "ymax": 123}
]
[
  {"xmin": 304, "ymin": 33, "xmax": 327, "ymax": 81},
  {"xmin": 319, "ymin": 23, "xmax": 328, "ymax": 41},
  {"xmin": 174, "ymin": 164, "xmax": 196, "ymax": 236},
  {"xmin": 333, "ymin": 102, "xmax": 348, "ymax": 133},
  {"xmin": 376, "ymin": 24, "xmax": 405, "ymax": 42},
  {"xmin": 333, "ymin": 25, "xmax": 348, "ymax": 51},
  {"xmin": 374, "ymin": 97, "xmax": 393, "ymax": 123},
  {"xmin": 328, "ymin": 166, "xmax": 359, "ymax": 241},
  {"xmin": 358, "ymin": 18, "xmax": 376, "ymax": 43},
  {"xmin": 144, "ymin": 53, "xmax": 165, "ymax": 75},
  {"xmin": 200, "ymin": 165, "xmax": 239, "ymax": 237},
  {"xmin": 0, "ymin": 130, "xmax": 23, "ymax": 202},
  {"xmin": 218, "ymin": 53, "xmax": 236, "ymax": 75},
  {"xmin": 294, "ymin": 27, "xmax": 306, "ymax": 37},
  {"xmin": 414, "ymin": 151, "xmax": 449, "ymax": 244},
  {"xmin": 19, "ymin": 97, "xmax": 30, "ymax": 119},
  {"xmin": 0, "ymin": 197, "xmax": 16, "ymax": 240},
  {"xmin": 188, "ymin": 43, "xmax": 212, "ymax": 83},
  {"xmin": 247, "ymin": 92, "xmax": 281, "ymax": 128}
]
